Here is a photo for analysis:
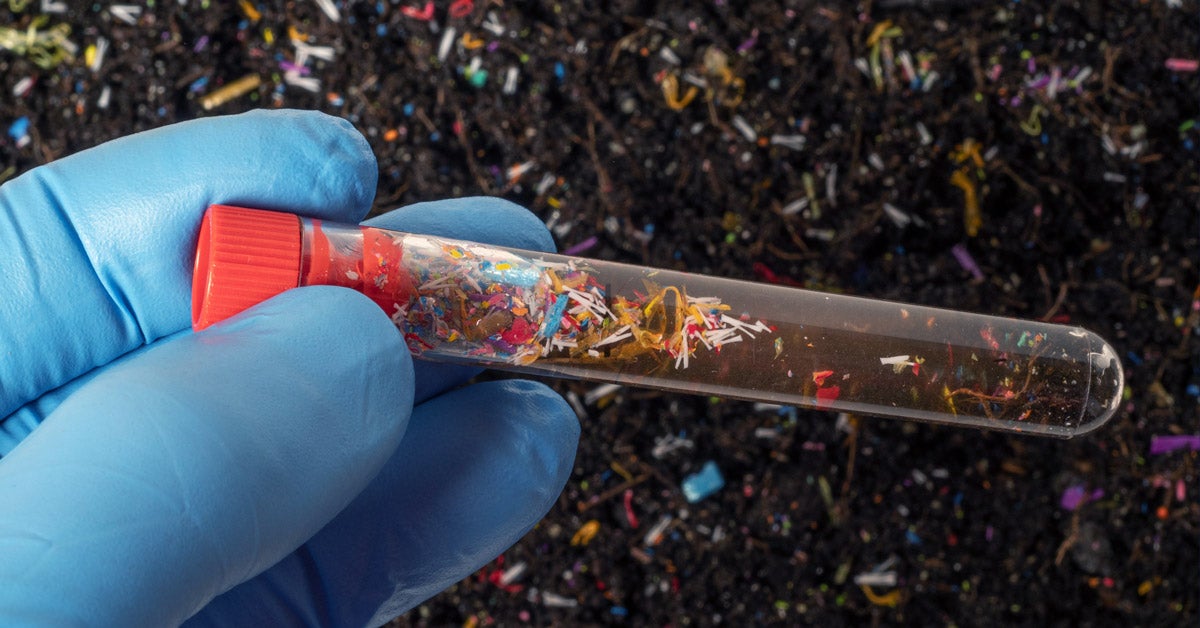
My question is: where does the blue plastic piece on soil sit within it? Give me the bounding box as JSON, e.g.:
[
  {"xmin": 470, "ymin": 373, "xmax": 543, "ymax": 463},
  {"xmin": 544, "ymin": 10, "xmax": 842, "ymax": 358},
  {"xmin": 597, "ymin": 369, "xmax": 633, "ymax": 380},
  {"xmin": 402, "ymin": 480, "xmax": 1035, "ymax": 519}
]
[
  {"xmin": 8, "ymin": 117, "xmax": 29, "ymax": 140},
  {"xmin": 682, "ymin": 460, "xmax": 725, "ymax": 503}
]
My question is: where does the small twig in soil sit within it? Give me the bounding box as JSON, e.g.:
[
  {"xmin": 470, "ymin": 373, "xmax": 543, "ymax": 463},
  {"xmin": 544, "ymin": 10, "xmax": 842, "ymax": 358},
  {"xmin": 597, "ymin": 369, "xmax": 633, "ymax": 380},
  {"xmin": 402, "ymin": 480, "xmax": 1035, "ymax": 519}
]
[{"xmin": 576, "ymin": 474, "xmax": 649, "ymax": 513}]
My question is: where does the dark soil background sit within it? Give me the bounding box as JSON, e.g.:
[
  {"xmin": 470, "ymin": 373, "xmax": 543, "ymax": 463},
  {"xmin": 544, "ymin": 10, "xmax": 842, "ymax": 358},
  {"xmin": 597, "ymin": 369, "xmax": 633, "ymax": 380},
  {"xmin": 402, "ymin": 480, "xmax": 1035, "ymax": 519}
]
[{"xmin": 2, "ymin": 1, "xmax": 1197, "ymax": 625}]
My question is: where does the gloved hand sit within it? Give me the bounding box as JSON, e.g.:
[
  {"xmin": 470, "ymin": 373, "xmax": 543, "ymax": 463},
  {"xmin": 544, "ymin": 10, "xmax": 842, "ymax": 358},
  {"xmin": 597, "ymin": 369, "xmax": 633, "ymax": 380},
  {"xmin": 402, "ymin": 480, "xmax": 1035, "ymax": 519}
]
[{"xmin": 0, "ymin": 110, "xmax": 579, "ymax": 626}]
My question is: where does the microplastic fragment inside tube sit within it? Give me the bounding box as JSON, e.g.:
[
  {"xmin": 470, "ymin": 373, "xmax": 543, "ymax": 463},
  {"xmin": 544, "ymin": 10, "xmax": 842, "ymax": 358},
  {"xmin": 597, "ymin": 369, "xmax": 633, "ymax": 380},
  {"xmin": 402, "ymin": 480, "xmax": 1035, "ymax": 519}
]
[{"xmin": 192, "ymin": 205, "xmax": 1124, "ymax": 438}]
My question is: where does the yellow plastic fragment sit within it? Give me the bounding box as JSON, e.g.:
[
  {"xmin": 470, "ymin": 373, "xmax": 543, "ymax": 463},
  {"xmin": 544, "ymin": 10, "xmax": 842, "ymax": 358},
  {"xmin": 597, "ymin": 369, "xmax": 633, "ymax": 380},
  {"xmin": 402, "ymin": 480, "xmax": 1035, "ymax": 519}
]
[
  {"xmin": 461, "ymin": 32, "xmax": 484, "ymax": 50},
  {"xmin": 0, "ymin": 16, "xmax": 74, "ymax": 69},
  {"xmin": 571, "ymin": 519, "xmax": 601, "ymax": 546},
  {"xmin": 866, "ymin": 20, "xmax": 894, "ymax": 47},
  {"xmin": 1020, "ymin": 104, "xmax": 1046, "ymax": 136},
  {"xmin": 661, "ymin": 73, "xmax": 698, "ymax": 110},
  {"xmin": 239, "ymin": 0, "xmax": 261, "ymax": 22},
  {"xmin": 950, "ymin": 168, "xmax": 981, "ymax": 237},
  {"xmin": 199, "ymin": 74, "xmax": 263, "ymax": 111},
  {"xmin": 951, "ymin": 139, "xmax": 985, "ymax": 168},
  {"xmin": 861, "ymin": 585, "xmax": 902, "ymax": 607},
  {"xmin": 610, "ymin": 461, "xmax": 634, "ymax": 482}
]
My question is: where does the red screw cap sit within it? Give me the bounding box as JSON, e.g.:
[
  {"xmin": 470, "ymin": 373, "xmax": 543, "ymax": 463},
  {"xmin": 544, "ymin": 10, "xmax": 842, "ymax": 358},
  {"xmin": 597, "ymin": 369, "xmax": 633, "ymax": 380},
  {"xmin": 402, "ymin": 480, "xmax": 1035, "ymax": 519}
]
[{"xmin": 192, "ymin": 205, "xmax": 303, "ymax": 330}]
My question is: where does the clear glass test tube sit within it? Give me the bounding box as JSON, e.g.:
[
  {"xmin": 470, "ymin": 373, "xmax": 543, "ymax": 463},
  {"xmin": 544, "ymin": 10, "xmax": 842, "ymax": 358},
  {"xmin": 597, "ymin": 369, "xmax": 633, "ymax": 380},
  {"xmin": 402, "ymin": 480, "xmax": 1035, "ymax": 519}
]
[{"xmin": 192, "ymin": 205, "xmax": 1124, "ymax": 438}]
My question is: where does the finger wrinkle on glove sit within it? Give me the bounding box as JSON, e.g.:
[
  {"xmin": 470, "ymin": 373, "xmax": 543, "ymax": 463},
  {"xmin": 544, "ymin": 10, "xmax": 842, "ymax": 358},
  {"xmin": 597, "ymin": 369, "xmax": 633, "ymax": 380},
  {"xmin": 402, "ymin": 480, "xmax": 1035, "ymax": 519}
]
[
  {"xmin": 32, "ymin": 168, "xmax": 144, "ymax": 341},
  {"xmin": 0, "ymin": 174, "xmax": 130, "ymax": 420}
]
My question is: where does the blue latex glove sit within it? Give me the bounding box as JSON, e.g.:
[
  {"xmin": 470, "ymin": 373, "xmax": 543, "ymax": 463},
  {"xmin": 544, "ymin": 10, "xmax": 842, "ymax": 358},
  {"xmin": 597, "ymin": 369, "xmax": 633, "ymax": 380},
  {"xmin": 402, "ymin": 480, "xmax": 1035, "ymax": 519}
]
[{"xmin": 0, "ymin": 110, "xmax": 579, "ymax": 626}]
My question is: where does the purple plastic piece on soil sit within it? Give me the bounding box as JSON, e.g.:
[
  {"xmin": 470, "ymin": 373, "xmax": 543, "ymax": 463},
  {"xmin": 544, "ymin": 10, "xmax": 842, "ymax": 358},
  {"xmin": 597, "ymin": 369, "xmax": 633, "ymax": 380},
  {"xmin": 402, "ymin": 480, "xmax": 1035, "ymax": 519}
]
[
  {"xmin": 1061, "ymin": 484, "xmax": 1104, "ymax": 511},
  {"xmin": 951, "ymin": 244, "xmax": 984, "ymax": 281},
  {"xmin": 1149, "ymin": 434, "xmax": 1200, "ymax": 455},
  {"xmin": 563, "ymin": 236, "xmax": 599, "ymax": 256}
]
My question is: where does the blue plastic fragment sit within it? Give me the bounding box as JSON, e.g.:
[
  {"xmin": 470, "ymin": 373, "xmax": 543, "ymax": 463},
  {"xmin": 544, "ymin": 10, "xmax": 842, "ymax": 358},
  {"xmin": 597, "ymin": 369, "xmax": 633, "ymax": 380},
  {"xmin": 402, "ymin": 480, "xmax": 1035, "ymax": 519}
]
[
  {"xmin": 8, "ymin": 117, "xmax": 30, "ymax": 140},
  {"xmin": 681, "ymin": 460, "xmax": 725, "ymax": 503},
  {"xmin": 538, "ymin": 294, "xmax": 569, "ymax": 339}
]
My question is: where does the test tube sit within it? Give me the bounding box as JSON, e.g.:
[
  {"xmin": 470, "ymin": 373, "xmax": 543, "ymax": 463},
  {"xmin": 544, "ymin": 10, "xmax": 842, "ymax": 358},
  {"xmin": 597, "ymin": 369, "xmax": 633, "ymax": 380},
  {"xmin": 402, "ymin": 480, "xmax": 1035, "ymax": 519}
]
[{"xmin": 192, "ymin": 205, "xmax": 1124, "ymax": 438}]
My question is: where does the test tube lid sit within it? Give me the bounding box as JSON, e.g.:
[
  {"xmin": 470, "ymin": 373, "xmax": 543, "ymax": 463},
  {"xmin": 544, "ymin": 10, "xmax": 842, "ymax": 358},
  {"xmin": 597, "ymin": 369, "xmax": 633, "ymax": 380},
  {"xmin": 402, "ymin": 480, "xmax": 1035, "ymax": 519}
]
[{"xmin": 192, "ymin": 205, "xmax": 303, "ymax": 330}]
